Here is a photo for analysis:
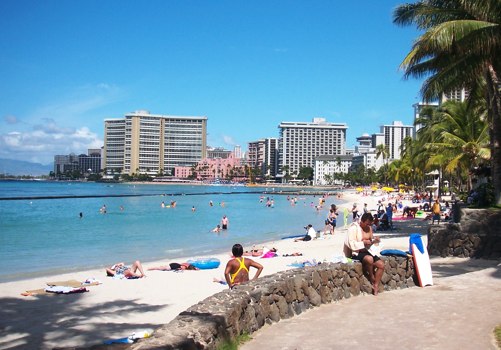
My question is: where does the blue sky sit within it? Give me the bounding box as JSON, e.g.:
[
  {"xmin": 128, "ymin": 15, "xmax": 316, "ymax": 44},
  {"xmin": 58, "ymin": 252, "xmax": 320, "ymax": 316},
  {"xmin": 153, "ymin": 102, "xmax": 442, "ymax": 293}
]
[{"xmin": 0, "ymin": 0, "xmax": 424, "ymax": 165}]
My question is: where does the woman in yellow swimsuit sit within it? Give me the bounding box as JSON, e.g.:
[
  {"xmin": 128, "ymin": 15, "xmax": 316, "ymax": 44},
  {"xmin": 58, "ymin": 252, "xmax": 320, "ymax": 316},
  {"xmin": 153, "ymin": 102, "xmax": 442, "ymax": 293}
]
[{"xmin": 225, "ymin": 244, "xmax": 264, "ymax": 288}]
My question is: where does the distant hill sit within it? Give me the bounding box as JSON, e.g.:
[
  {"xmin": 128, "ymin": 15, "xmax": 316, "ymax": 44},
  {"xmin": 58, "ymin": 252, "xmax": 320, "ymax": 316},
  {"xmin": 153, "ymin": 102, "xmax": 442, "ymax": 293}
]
[{"xmin": 0, "ymin": 158, "xmax": 53, "ymax": 176}]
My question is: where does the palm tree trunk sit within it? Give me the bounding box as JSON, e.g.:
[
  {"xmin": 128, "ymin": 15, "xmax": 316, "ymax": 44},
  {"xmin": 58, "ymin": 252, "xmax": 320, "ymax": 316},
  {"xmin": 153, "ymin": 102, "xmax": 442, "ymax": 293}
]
[{"xmin": 486, "ymin": 64, "xmax": 501, "ymax": 205}]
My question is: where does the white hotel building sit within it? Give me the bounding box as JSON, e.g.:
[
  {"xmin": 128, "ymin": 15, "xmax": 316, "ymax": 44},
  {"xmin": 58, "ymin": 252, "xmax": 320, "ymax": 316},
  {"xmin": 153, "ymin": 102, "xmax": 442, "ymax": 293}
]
[
  {"xmin": 380, "ymin": 121, "xmax": 414, "ymax": 161},
  {"xmin": 278, "ymin": 118, "xmax": 347, "ymax": 177},
  {"xmin": 103, "ymin": 110, "xmax": 207, "ymax": 176}
]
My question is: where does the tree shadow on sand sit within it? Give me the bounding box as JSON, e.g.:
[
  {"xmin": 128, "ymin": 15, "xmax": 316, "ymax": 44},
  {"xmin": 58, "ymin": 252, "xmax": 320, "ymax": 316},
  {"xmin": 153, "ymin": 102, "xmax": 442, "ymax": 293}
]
[{"xmin": 0, "ymin": 293, "xmax": 167, "ymax": 349}]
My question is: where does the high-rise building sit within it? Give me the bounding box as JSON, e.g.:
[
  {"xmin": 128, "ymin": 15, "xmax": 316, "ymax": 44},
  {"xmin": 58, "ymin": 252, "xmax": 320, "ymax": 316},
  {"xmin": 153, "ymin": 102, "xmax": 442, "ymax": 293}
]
[
  {"xmin": 441, "ymin": 88, "xmax": 469, "ymax": 103},
  {"xmin": 278, "ymin": 118, "xmax": 347, "ymax": 177},
  {"xmin": 247, "ymin": 138, "xmax": 278, "ymax": 178},
  {"xmin": 103, "ymin": 110, "xmax": 207, "ymax": 176},
  {"xmin": 350, "ymin": 133, "xmax": 384, "ymax": 172},
  {"xmin": 54, "ymin": 154, "xmax": 79, "ymax": 175},
  {"xmin": 233, "ymin": 145, "xmax": 242, "ymax": 159},
  {"xmin": 379, "ymin": 121, "xmax": 414, "ymax": 161},
  {"xmin": 54, "ymin": 149, "xmax": 102, "ymax": 176}
]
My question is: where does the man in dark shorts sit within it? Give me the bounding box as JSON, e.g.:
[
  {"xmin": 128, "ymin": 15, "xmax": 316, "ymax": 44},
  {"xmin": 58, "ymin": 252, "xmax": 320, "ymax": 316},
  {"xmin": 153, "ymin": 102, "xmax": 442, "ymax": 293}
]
[
  {"xmin": 221, "ymin": 215, "xmax": 229, "ymax": 230},
  {"xmin": 343, "ymin": 212, "xmax": 384, "ymax": 295}
]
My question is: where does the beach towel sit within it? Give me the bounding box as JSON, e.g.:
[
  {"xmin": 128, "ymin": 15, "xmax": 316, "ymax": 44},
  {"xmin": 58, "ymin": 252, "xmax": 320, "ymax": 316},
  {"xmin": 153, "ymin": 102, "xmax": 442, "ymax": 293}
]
[
  {"xmin": 22, "ymin": 279, "xmax": 99, "ymax": 296},
  {"xmin": 45, "ymin": 286, "xmax": 88, "ymax": 294},
  {"xmin": 287, "ymin": 259, "xmax": 318, "ymax": 268},
  {"xmin": 261, "ymin": 251, "xmax": 278, "ymax": 258}
]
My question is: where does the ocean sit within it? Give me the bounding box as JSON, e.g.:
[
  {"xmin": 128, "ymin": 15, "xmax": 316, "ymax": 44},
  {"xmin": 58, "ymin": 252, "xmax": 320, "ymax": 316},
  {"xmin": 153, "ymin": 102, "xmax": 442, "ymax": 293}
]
[{"xmin": 0, "ymin": 181, "xmax": 345, "ymax": 282}]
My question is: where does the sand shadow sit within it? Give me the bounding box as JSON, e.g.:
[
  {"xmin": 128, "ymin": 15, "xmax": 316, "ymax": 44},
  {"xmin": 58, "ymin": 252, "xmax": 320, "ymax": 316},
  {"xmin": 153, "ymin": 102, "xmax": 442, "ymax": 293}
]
[
  {"xmin": 430, "ymin": 258, "xmax": 501, "ymax": 279},
  {"xmin": 0, "ymin": 294, "xmax": 166, "ymax": 349}
]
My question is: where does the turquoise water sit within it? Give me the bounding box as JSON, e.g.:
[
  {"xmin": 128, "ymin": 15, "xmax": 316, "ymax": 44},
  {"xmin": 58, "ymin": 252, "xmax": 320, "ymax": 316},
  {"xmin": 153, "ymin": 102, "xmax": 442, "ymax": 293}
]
[{"xmin": 0, "ymin": 181, "xmax": 344, "ymax": 282}]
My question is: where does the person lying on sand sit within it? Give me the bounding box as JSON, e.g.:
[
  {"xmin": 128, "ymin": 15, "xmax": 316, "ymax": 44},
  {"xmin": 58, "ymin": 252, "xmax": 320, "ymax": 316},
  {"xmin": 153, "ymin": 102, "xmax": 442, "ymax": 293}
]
[
  {"xmin": 148, "ymin": 262, "xmax": 198, "ymax": 271},
  {"xmin": 106, "ymin": 261, "xmax": 146, "ymax": 278},
  {"xmin": 282, "ymin": 252, "xmax": 303, "ymax": 257},
  {"xmin": 243, "ymin": 247, "xmax": 277, "ymax": 257}
]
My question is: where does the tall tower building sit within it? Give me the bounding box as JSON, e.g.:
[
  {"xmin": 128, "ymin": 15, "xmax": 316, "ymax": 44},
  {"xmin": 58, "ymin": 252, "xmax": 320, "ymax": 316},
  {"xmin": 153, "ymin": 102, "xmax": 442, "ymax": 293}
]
[
  {"xmin": 379, "ymin": 121, "xmax": 414, "ymax": 161},
  {"xmin": 441, "ymin": 88, "xmax": 469, "ymax": 103},
  {"xmin": 247, "ymin": 138, "xmax": 278, "ymax": 178},
  {"xmin": 278, "ymin": 118, "xmax": 347, "ymax": 176},
  {"xmin": 233, "ymin": 145, "xmax": 242, "ymax": 159},
  {"xmin": 103, "ymin": 110, "xmax": 207, "ymax": 176}
]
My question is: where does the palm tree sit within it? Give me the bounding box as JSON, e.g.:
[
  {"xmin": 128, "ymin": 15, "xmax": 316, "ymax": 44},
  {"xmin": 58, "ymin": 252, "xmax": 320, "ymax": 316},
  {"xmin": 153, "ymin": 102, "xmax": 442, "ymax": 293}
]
[
  {"xmin": 394, "ymin": 0, "xmax": 501, "ymax": 205},
  {"xmin": 426, "ymin": 100, "xmax": 490, "ymax": 191},
  {"xmin": 376, "ymin": 144, "xmax": 390, "ymax": 184}
]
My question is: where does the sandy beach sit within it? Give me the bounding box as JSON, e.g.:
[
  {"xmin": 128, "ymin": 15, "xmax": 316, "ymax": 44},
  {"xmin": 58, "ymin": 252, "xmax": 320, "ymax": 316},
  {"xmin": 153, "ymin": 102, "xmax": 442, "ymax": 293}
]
[{"xmin": 0, "ymin": 191, "xmax": 430, "ymax": 349}]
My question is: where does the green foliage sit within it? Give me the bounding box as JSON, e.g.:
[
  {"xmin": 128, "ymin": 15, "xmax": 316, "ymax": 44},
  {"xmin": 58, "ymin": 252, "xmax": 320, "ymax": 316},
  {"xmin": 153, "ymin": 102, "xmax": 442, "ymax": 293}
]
[
  {"xmin": 121, "ymin": 174, "xmax": 133, "ymax": 181},
  {"xmin": 87, "ymin": 173, "xmax": 102, "ymax": 181},
  {"xmin": 471, "ymin": 183, "xmax": 495, "ymax": 208},
  {"xmin": 393, "ymin": 0, "xmax": 501, "ymax": 204},
  {"xmin": 494, "ymin": 325, "xmax": 501, "ymax": 349},
  {"xmin": 216, "ymin": 333, "xmax": 252, "ymax": 350},
  {"xmin": 297, "ymin": 166, "xmax": 314, "ymax": 180}
]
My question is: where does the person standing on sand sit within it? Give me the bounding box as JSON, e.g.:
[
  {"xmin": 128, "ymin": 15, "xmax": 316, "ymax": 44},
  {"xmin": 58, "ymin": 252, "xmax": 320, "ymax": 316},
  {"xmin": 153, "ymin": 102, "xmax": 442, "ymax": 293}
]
[
  {"xmin": 343, "ymin": 212, "xmax": 384, "ymax": 295},
  {"xmin": 225, "ymin": 243, "xmax": 263, "ymax": 289},
  {"xmin": 431, "ymin": 199, "xmax": 441, "ymax": 224},
  {"xmin": 351, "ymin": 203, "xmax": 359, "ymax": 223}
]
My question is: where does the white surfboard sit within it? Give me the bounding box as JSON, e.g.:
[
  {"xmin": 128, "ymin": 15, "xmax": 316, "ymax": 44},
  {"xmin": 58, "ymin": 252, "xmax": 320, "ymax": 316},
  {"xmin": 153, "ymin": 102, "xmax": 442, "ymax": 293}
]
[{"xmin": 411, "ymin": 237, "xmax": 433, "ymax": 287}]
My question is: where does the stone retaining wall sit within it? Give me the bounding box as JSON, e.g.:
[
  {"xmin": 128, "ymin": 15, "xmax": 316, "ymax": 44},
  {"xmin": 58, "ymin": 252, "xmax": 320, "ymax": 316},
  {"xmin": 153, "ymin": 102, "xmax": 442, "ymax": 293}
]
[
  {"xmin": 428, "ymin": 208, "xmax": 501, "ymax": 259},
  {"xmin": 131, "ymin": 257, "xmax": 415, "ymax": 350}
]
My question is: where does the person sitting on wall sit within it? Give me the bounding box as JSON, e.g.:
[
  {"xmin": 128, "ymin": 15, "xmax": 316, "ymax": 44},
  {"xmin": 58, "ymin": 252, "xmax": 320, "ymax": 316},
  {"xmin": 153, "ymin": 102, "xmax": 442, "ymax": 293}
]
[{"xmin": 343, "ymin": 213, "xmax": 384, "ymax": 295}]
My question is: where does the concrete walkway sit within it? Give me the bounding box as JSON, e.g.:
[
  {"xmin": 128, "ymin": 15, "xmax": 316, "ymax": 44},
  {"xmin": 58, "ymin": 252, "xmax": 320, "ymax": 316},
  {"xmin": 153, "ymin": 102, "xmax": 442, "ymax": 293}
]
[{"xmin": 241, "ymin": 257, "xmax": 501, "ymax": 350}]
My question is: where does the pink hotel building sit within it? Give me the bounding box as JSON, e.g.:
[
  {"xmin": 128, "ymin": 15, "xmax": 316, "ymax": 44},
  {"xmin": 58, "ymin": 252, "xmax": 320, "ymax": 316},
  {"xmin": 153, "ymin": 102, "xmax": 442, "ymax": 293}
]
[{"xmin": 174, "ymin": 153, "xmax": 245, "ymax": 181}]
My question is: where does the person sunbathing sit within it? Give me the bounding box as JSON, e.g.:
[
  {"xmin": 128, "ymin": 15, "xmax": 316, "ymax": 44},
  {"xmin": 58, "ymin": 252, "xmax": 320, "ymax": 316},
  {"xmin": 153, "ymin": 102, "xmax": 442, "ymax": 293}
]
[
  {"xmin": 147, "ymin": 262, "xmax": 198, "ymax": 271},
  {"xmin": 106, "ymin": 260, "xmax": 146, "ymax": 278},
  {"xmin": 282, "ymin": 252, "xmax": 303, "ymax": 257},
  {"xmin": 243, "ymin": 247, "xmax": 277, "ymax": 257}
]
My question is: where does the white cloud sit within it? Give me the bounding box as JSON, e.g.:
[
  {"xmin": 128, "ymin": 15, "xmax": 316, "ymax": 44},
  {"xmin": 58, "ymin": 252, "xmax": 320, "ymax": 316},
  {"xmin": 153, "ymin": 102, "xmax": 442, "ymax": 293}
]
[
  {"xmin": 29, "ymin": 83, "xmax": 122, "ymax": 123},
  {"xmin": 0, "ymin": 83, "xmax": 122, "ymax": 164},
  {"xmin": 0, "ymin": 124, "xmax": 103, "ymax": 164}
]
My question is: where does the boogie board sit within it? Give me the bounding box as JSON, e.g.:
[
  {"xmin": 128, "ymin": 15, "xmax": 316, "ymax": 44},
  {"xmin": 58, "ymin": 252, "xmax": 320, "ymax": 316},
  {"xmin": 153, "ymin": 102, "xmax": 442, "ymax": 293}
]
[
  {"xmin": 187, "ymin": 258, "xmax": 220, "ymax": 270},
  {"xmin": 409, "ymin": 234, "xmax": 433, "ymax": 287}
]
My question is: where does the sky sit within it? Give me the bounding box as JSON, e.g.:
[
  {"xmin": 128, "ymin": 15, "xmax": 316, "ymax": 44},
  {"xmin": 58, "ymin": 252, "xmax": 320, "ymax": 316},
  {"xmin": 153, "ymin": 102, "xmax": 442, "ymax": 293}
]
[{"xmin": 0, "ymin": 0, "xmax": 424, "ymax": 165}]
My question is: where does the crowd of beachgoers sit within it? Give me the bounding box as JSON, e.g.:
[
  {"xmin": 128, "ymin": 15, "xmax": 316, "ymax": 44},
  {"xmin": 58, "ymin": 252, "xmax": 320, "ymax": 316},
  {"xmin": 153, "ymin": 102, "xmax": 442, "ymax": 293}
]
[{"xmin": 0, "ymin": 187, "xmax": 437, "ymax": 348}]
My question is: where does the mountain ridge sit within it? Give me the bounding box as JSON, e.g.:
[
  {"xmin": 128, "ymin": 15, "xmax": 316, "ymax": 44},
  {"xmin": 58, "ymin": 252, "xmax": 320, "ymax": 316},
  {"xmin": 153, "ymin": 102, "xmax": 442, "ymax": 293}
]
[{"xmin": 0, "ymin": 158, "xmax": 53, "ymax": 176}]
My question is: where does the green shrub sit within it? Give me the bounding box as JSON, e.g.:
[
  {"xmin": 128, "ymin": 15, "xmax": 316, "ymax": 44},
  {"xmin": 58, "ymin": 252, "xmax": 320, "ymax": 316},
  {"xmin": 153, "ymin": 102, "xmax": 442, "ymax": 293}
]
[{"xmin": 473, "ymin": 183, "xmax": 495, "ymax": 207}]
